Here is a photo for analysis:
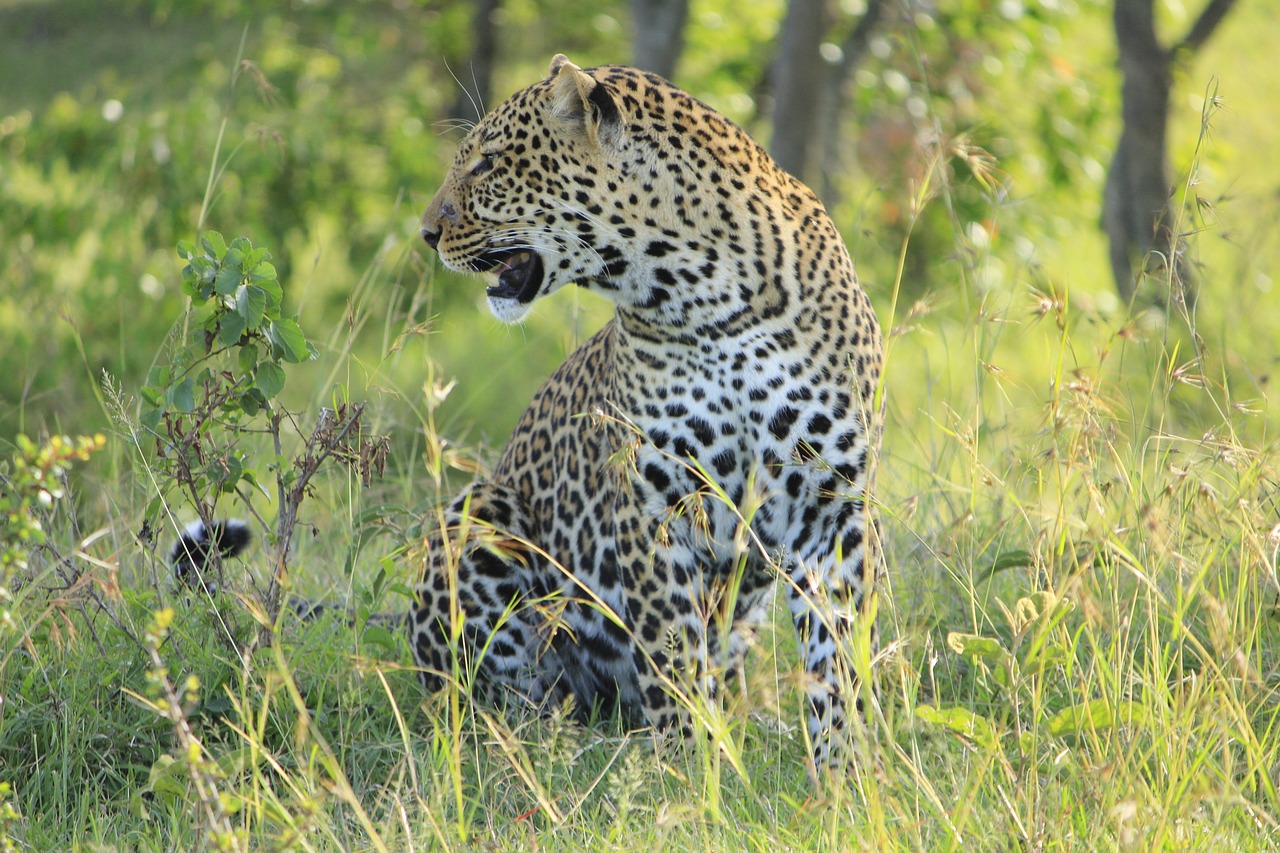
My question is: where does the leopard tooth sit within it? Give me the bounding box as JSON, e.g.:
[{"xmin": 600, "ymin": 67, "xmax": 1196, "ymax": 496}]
[{"xmin": 497, "ymin": 251, "xmax": 530, "ymax": 274}]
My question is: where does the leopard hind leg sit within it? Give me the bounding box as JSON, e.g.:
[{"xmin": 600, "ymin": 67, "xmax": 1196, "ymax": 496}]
[{"xmin": 408, "ymin": 482, "xmax": 566, "ymax": 710}]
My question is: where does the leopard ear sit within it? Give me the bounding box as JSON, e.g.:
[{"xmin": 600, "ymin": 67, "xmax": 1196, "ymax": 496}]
[
  {"xmin": 547, "ymin": 53, "xmax": 575, "ymax": 78},
  {"xmin": 546, "ymin": 54, "xmax": 621, "ymax": 147}
]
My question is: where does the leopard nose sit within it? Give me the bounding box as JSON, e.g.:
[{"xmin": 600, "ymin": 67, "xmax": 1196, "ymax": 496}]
[{"xmin": 421, "ymin": 225, "xmax": 441, "ymax": 250}]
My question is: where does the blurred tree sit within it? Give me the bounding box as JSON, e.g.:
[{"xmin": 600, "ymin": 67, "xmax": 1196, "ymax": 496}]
[
  {"xmin": 630, "ymin": 0, "xmax": 689, "ymax": 79},
  {"xmin": 819, "ymin": 0, "xmax": 888, "ymax": 203},
  {"xmin": 450, "ymin": 0, "xmax": 502, "ymax": 125},
  {"xmin": 770, "ymin": 0, "xmax": 831, "ymax": 182},
  {"xmin": 770, "ymin": 0, "xmax": 888, "ymax": 192},
  {"xmin": 1102, "ymin": 0, "xmax": 1237, "ymax": 307}
]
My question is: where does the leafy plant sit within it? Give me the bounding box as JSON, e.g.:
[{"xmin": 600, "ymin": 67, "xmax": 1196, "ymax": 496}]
[
  {"xmin": 154, "ymin": 230, "xmax": 311, "ymax": 418},
  {"xmin": 916, "ymin": 589, "xmax": 1100, "ymax": 754},
  {"xmin": 0, "ymin": 432, "xmax": 106, "ymax": 849},
  {"xmin": 138, "ymin": 232, "xmax": 386, "ymax": 622},
  {"xmin": 124, "ymin": 607, "xmax": 241, "ymax": 851},
  {"xmin": 0, "ymin": 433, "xmax": 106, "ymax": 580}
]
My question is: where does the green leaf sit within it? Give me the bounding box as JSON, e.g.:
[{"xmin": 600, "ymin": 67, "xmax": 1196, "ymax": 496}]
[
  {"xmin": 254, "ymin": 276, "xmax": 284, "ymax": 315},
  {"xmin": 214, "ymin": 264, "xmax": 242, "ymax": 297},
  {"xmin": 181, "ymin": 267, "xmax": 208, "ymax": 300},
  {"xmin": 128, "ymin": 791, "xmax": 151, "ymax": 820},
  {"xmin": 225, "ymin": 243, "xmax": 246, "ymax": 265},
  {"xmin": 362, "ymin": 624, "xmax": 400, "ymax": 652},
  {"xmin": 200, "ymin": 230, "xmax": 226, "ymax": 259},
  {"xmin": 915, "ymin": 704, "xmax": 1000, "ymax": 749},
  {"xmin": 140, "ymin": 408, "xmax": 162, "ymax": 432},
  {"xmin": 146, "ymin": 365, "xmax": 171, "ymax": 388},
  {"xmin": 249, "ymin": 260, "xmax": 277, "ymax": 283},
  {"xmin": 213, "ymin": 746, "xmax": 260, "ymax": 780},
  {"xmin": 1014, "ymin": 591, "xmax": 1074, "ymax": 631},
  {"xmin": 218, "ymin": 311, "xmax": 247, "ymax": 346},
  {"xmin": 1046, "ymin": 699, "xmax": 1148, "ymax": 737},
  {"xmin": 977, "ymin": 548, "xmax": 1034, "ymax": 581},
  {"xmin": 237, "ymin": 284, "xmax": 268, "ymax": 328},
  {"xmin": 199, "ymin": 693, "xmax": 235, "ymax": 719},
  {"xmin": 167, "ymin": 378, "xmax": 196, "ymax": 413},
  {"xmin": 239, "ymin": 468, "xmax": 271, "ymax": 499},
  {"xmin": 237, "ymin": 342, "xmax": 259, "ymax": 377},
  {"xmin": 255, "ymin": 361, "xmax": 285, "ymax": 400},
  {"xmin": 177, "ymin": 239, "xmax": 195, "ymax": 260},
  {"xmin": 146, "ymin": 754, "xmax": 189, "ymax": 803},
  {"xmin": 946, "ymin": 632, "xmax": 1011, "ymax": 666},
  {"xmin": 196, "ymin": 254, "xmax": 217, "ymax": 276},
  {"xmin": 238, "ymin": 388, "xmax": 264, "ymax": 416},
  {"xmin": 267, "ymin": 319, "xmax": 312, "ymax": 363}
]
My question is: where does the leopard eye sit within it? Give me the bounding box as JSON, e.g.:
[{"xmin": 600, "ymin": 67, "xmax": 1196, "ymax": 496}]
[{"xmin": 470, "ymin": 155, "xmax": 495, "ymax": 177}]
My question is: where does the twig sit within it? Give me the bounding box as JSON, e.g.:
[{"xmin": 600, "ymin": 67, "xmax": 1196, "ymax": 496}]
[{"xmin": 1174, "ymin": 0, "xmax": 1239, "ymax": 56}]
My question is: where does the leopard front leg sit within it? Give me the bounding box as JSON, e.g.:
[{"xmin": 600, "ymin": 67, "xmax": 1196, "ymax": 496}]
[
  {"xmin": 408, "ymin": 482, "xmax": 564, "ymax": 709},
  {"xmin": 788, "ymin": 508, "xmax": 880, "ymax": 772},
  {"xmin": 618, "ymin": 521, "xmax": 711, "ymax": 739},
  {"xmin": 622, "ymin": 520, "xmax": 767, "ymax": 740}
]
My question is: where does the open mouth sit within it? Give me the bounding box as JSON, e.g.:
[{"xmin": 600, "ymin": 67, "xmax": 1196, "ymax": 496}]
[{"xmin": 473, "ymin": 248, "xmax": 545, "ymax": 304}]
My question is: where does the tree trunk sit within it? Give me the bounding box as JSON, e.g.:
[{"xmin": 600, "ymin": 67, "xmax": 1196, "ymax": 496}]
[
  {"xmin": 630, "ymin": 0, "xmax": 690, "ymax": 79},
  {"xmin": 1103, "ymin": 0, "xmax": 1176, "ymax": 304},
  {"xmin": 1102, "ymin": 0, "xmax": 1237, "ymax": 307},
  {"xmin": 820, "ymin": 0, "xmax": 888, "ymax": 203},
  {"xmin": 450, "ymin": 0, "xmax": 502, "ymax": 125},
  {"xmin": 770, "ymin": 0, "xmax": 832, "ymax": 183}
]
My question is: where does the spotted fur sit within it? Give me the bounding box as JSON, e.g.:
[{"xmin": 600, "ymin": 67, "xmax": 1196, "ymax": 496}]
[{"xmin": 416, "ymin": 55, "xmax": 884, "ymax": 770}]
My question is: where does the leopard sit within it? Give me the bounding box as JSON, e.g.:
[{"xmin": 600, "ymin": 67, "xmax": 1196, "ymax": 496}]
[{"xmin": 415, "ymin": 54, "xmax": 884, "ymax": 771}]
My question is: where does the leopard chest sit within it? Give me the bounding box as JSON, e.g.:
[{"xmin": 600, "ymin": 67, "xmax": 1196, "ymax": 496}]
[{"xmin": 611, "ymin": 327, "xmax": 867, "ymax": 569}]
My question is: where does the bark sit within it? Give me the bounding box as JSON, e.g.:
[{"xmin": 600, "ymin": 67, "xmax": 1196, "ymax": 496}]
[
  {"xmin": 1103, "ymin": 0, "xmax": 1174, "ymax": 303},
  {"xmin": 1102, "ymin": 0, "xmax": 1237, "ymax": 306},
  {"xmin": 820, "ymin": 0, "xmax": 888, "ymax": 203},
  {"xmin": 770, "ymin": 0, "xmax": 833, "ymax": 182},
  {"xmin": 1175, "ymin": 0, "xmax": 1238, "ymax": 53},
  {"xmin": 450, "ymin": 0, "xmax": 502, "ymax": 125},
  {"xmin": 630, "ymin": 0, "xmax": 690, "ymax": 79}
]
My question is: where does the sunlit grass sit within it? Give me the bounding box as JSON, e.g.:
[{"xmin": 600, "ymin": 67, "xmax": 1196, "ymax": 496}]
[{"xmin": 13, "ymin": 152, "xmax": 1274, "ymax": 853}]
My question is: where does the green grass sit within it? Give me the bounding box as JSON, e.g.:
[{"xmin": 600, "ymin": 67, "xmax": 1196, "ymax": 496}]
[{"xmin": 3, "ymin": 0, "xmax": 1280, "ymax": 849}]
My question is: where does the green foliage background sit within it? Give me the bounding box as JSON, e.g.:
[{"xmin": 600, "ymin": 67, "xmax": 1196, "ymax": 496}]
[{"xmin": 3, "ymin": 0, "xmax": 1278, "ymax": 448}]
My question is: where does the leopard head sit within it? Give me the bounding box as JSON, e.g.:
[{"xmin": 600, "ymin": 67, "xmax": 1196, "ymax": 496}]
[{"xmin": 421, "ymin": 54, "xmax": 629, "ymax": 324}]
